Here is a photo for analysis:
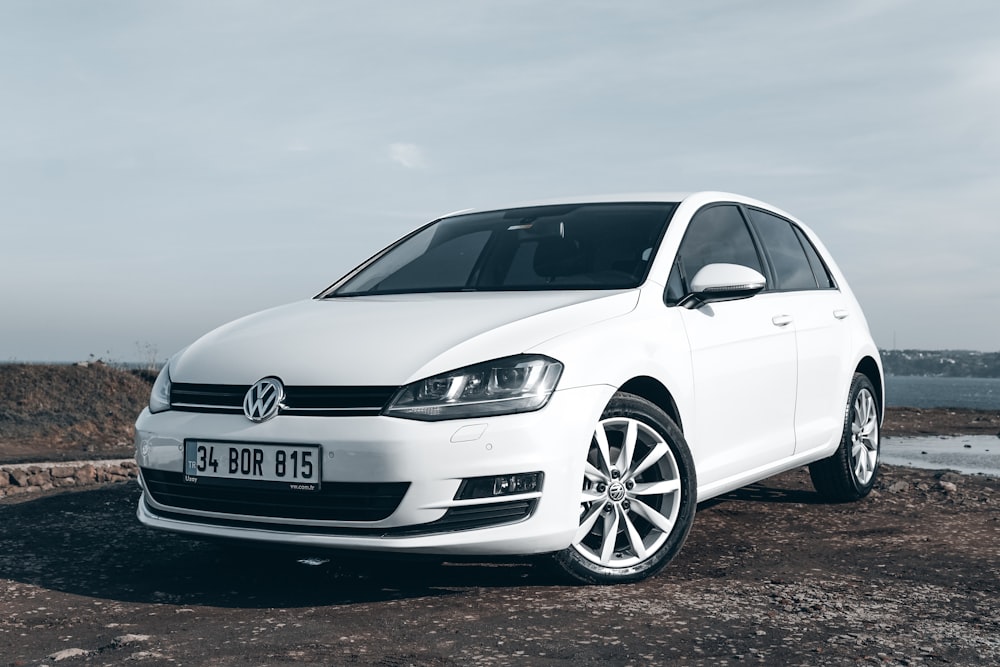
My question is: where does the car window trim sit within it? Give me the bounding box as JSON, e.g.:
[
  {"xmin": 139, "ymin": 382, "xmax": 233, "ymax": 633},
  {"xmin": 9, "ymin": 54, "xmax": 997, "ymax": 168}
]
[
  {"xmin": 741, "ymin": 205, "xmax": 840, "ymax": 294},
  {"xmin": 663, "ymin": 202, "xmax": 770, "ymax": 306}
]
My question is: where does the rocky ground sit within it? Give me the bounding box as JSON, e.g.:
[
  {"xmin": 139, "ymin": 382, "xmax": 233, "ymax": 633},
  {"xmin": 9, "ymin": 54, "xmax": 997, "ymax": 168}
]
[
  {"xmin": 1, "ymin": 465, "xmax": 996, "ymax": 666},
  {"xmin": 882, "ymin": 407, "xmax": 1000, "ymax": 438},
  {"xmin": 1, "ymin": 364, "xmax": 998, "ymax": 665}
]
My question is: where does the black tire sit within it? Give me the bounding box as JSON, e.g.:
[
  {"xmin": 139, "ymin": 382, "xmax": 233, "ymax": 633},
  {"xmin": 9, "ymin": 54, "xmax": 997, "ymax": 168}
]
[
  {"xmin": 809, "ymin": 373, "xmax": 881, "ymax": 502},
  {"xmin": 553, "ymin": 392, "xmax": 697, "ymax": 585}
]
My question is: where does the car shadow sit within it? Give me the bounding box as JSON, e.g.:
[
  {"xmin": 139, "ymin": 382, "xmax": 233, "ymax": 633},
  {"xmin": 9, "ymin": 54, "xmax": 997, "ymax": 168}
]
[
  {"xmin": 1, "ymin": 470, "xmax": 831, "ymax": 608},
  {"xmin": 0, "ymin": 484, "xmax": 563, "ymax": 609},
  {"xmin": 698, "ymin": 476, "xmax": 829, "ymax": 510}
]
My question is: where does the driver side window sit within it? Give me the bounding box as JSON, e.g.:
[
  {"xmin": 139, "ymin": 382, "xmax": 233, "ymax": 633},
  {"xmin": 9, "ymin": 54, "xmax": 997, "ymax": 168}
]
[{"xmin": 665, "ymin": 205, "xmax": 764, "ymax": 305}]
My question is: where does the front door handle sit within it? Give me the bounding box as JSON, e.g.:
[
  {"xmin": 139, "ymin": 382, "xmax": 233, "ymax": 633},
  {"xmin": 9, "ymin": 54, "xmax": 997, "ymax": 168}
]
[
  {"xmin": 833, "ymin": 309, "xmax": 850, "ymax": 320},
  {"xmin": 772, "ymin": 314, "xmax": 793, "ymax": 327}
]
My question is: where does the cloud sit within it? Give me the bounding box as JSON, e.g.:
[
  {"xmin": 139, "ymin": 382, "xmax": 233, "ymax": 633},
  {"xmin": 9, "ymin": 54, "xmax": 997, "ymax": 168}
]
[{"xmin": 388, "ymin": 142, "xmax": 427, "ymax": 169}]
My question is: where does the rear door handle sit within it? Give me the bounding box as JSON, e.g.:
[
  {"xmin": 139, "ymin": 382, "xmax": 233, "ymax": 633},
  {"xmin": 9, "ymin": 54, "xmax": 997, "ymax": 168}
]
[
  {"xmin": 833, "ymin": 309, "xmax": 850, "ymax": 320},
  {"xmin": 772, "ymin": 314, "xmax": 793, "ymax": 327}
]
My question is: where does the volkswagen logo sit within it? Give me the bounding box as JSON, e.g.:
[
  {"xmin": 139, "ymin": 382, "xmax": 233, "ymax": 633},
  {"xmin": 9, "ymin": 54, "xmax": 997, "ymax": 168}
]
[
  {"xmin": 608, "ymin": 481, "xmax": 627, "ymax": 502},
  {"xmin": 243, "ymin": 377, "xmax": 285, "ymax": 422}
]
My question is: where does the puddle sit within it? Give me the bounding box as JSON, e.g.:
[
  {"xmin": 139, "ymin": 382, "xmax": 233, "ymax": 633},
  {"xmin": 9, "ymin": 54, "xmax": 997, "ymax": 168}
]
[{"xmin": 882, "ymin": 435, "xmax": 1000, "ymax": 477}]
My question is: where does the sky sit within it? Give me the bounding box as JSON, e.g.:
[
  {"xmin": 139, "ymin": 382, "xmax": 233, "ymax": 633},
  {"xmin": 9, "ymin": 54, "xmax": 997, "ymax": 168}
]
[{"xmin": 1, "ymin": 0, "xmax": 998, "ymax": 362}]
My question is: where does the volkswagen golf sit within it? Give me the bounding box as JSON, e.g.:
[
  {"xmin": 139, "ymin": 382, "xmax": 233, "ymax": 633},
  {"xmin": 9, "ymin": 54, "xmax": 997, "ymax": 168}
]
[{"xmin": 135, "ymin": 191, "xmax": 883, "ymax": 584}]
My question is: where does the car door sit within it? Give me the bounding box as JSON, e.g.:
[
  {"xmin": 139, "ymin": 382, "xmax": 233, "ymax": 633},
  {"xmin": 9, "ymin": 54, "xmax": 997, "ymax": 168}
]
[
  {"xmin": 745, "ymin": 207, "xmax": 854, "ymax": 455},
  {"xmin": 665, "ymin": 204, "xmax": 798, "ymax": 487}
]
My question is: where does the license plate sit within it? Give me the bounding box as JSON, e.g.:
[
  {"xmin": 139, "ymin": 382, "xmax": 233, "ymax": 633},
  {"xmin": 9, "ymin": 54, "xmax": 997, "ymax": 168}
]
[{"xmin": 184, "ymin": 441, "xmax": 321, "ymax": 491}]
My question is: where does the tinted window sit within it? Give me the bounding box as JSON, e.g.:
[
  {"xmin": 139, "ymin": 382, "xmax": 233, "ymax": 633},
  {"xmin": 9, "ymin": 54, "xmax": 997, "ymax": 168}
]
[
  {"xmin": 332, "ymin": 203, "xmax": 676, "ymax": 295},
  {"xmin": 747, "ymin": 208, "xmax": 817, "ymax": 291},
  {"xmin": 665, "ymin": 205, "xmax": 763, "ymax": 304},
  {"xmin": 372, "ymin": 231, "xmax": 491, "ymax": 291},
  {"xmin": 794, "ymin": 226, "xmax": 836, "ymax": 288}
]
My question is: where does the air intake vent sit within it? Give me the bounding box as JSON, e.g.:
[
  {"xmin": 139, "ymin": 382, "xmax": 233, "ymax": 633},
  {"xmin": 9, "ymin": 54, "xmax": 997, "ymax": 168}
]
[{"xmin": 141, "ymin": 468, "xmax": 408, "ymax": 521}]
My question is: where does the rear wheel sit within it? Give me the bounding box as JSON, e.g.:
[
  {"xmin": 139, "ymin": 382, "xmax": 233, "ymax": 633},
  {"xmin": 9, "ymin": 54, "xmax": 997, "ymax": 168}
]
[
  {"xmin": 553, "ymin": 392, "xmax": 696, "ymax": 584},
  {"xmin": 809, "ymin": 373, "xmax": 881, "ymax": 501}
]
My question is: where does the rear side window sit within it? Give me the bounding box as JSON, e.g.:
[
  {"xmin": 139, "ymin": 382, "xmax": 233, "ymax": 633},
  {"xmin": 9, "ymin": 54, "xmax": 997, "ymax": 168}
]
[
  {"xmin": 794, "ymin": 226, "xmax": 836, "ymax": 288},
  {"xmin": 747, "ymin": 208, "xmax": 817, "ymax": 291},
  {"xmin": 665, "ymin": 205, "xmax": 763, "ymax": 304}
]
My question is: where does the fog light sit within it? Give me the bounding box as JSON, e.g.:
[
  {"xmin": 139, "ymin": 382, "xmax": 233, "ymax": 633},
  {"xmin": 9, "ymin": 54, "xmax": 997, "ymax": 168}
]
[
  {"xmin": 495, "ymin": 473, "xmax": 543, "ymax": 495},
  {"xmin": 457, "ymin": 472, "xmax": 543, "ymax": 500}
]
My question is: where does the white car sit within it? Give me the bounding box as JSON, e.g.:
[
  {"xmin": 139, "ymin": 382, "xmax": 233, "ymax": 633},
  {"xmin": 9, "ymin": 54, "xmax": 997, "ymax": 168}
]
[{"xmin": 135, "ymin": 192, "xmax": 883, "ymax": 584}]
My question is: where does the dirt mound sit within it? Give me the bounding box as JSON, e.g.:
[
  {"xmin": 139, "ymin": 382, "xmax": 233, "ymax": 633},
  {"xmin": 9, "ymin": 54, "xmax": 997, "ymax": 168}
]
[{"xmin": 0, "ymin": 364, "xmax": 154, "ymax": 464}]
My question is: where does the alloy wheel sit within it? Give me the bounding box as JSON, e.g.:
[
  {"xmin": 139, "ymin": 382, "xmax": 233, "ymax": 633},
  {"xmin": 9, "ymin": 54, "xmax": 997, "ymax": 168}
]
[
  {"xmin": 573, "ymin": 417, "xmax": 682, "ymax": 569},
  {"xmin": 851, "ymin": 387, "xmax": 879, "ymax": 485}
]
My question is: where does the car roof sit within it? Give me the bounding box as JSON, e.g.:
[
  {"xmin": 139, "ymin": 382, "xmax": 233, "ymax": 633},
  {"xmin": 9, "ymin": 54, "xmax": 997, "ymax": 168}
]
[
  {"xmin": 436, "ymin": 191, "xmax": 788, "ymax": 220},
  {"xmin": 437, "ymin": 193, "xmax": 692, "ymax": 219}
]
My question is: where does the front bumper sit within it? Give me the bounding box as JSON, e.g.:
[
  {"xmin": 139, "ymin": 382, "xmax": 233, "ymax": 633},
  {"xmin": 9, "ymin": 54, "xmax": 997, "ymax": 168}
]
[{"xmin": 134, "ymin": 384, "xmax": 614, "ymax": 555}]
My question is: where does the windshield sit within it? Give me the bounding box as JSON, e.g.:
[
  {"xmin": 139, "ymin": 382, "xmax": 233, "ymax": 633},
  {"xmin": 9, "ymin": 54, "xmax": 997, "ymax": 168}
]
[{"xmin": 327, "ymin": 202, "xmax": 677, "ymax": 296}]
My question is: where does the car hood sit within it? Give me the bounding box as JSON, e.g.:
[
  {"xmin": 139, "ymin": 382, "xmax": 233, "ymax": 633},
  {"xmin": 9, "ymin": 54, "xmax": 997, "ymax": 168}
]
[{"xmin": 169, "ymin": 290, "xmax": 640, "ymax": 386}]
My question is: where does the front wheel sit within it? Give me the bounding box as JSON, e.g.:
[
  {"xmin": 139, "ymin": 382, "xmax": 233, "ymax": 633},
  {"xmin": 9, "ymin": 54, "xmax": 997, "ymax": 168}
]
[
  {"xmin": 553, "ymin": 392, "xmax": 697, "ymax": 585},
  {"xmin": 809, "ymin": 373, "xmax": 881, "ymax": 502}
]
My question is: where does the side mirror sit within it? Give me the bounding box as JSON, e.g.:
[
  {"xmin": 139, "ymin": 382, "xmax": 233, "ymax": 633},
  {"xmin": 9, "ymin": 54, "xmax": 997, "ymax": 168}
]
[{"xmin": 680, "ymin": 263, "xmax": 766, "ymax": 309}]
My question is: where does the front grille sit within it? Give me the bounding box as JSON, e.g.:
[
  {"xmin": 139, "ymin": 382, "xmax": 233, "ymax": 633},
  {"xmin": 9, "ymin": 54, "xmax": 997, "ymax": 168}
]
[
  {"xmin": 170, "ymin": 384, "xmax": 398, "ymax": 417},
  {"xmin": 170, "ymin": 384, "xmax": 244, "ymax": 413},
  {"xmin": 141, "ymin": 468, "xmax": 408, "ymax": 521}
]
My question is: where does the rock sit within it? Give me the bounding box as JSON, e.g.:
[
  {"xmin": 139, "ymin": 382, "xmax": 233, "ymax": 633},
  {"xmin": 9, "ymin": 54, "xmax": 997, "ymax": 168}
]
[
  {"xmin": 49, "ymin": 647, "xmax": 90, "ymax": 661},
  {"xmin": 939, "ymin": 481, "xmax": 957, "ymax": 493},
  {"xmin": 936, "ymin": 472, "xmax": 962, "ymax": 483},
  {"xmin": 27, "ymin": 472, "xmax": 52, "ymax": 486},
  {"xmin": 887, "ymin": 481, "xmax": 909, "ymax": 493},
  {"xmin": 74, "ymin": 465, "xmax": 97, "ymax": 485},
  {"xmin": 51, "ymin": 466, "xmax": 77, "ymax": 479},
  {"xmin": 0, "ymin": 471, "xmax": 10, "ymax": 488},
  {"xmin": 114, "ymin": 633, "xmax": 151, "ymax": 645}
]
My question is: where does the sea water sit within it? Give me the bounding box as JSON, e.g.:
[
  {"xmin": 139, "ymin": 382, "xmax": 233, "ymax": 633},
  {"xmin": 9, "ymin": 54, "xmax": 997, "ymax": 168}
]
[
  {"xmin": 882, "ymin": 376, "xmax": 999, "ymax": 476},
  {"xmin": 885, "ymin": 376, "xmax": 1000, "ymax": 410},
  {"xmin": 881, "ymin": 435, "xmax": 999, "ymax": 477}
]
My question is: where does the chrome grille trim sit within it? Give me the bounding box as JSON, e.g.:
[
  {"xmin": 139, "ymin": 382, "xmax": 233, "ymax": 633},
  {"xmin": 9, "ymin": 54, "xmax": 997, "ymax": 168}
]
[{"xmin": 169, "ymin": 383, "xmax": 398, "ymax": 417}]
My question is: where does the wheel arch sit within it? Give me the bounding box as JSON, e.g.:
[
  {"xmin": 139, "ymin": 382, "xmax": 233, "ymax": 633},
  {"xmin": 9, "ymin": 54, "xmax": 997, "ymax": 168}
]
[
  {"xmin": 856, "ymin": 356, "xmax": 884, "ymax": 422},
  {"xmin": 618, "ymin": 376, "xmax": 684, "ymax": 432}
]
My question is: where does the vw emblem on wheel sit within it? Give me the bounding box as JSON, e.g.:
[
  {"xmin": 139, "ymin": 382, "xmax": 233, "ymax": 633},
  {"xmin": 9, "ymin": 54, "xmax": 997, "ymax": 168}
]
[
  {"xmin": 608, "ymin": 481, "xmax": 627, "ymax": 502},
  {"xmin": 243, "ymin": 377, "xmax": 285, "ymax": 423}
]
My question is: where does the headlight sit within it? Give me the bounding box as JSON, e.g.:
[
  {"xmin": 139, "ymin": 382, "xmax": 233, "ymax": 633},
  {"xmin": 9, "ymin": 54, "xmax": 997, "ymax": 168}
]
[
  {"xmin": 148, "ymin": 362, "xmax": 172, "ymax": 414},
  {"xmin": 384, "ymin": 355, "xmax": 563, "ymax": 421}
]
